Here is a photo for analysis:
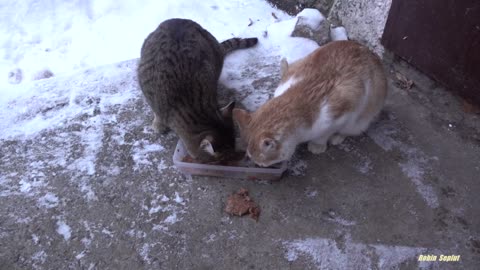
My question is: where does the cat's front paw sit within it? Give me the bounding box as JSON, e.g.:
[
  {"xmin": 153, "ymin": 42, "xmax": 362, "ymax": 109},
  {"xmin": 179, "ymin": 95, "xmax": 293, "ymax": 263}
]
[{"xmin": 308, "ymin": 142, "xmax": 327, "ymax": 154}]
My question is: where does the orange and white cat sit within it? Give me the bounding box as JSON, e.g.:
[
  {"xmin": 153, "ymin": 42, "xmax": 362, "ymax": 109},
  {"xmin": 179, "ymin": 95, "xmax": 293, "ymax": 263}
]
[{"xmin": 233, "ymin": 41, "xmax": 387, "ymax": 167}]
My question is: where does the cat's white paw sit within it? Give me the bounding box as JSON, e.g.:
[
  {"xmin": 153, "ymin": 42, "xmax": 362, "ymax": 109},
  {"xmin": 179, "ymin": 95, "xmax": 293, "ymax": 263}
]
[
  {"xmin": 308, "ymin": 142, "xmax": 327, "ymax": 154},
  {"xmin": 329, "ymin": 134, "xmax": 346, "ymax": 145}
]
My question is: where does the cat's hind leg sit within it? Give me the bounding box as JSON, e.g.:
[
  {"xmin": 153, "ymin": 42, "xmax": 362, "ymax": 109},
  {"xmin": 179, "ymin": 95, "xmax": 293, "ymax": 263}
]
[
  {"xmin": 152, "ymin": 113, "xmax": 170, "ymax": 134},
  {"xmin": 308, "ymin": 129, "xmax": 338, "ymax": 154}
]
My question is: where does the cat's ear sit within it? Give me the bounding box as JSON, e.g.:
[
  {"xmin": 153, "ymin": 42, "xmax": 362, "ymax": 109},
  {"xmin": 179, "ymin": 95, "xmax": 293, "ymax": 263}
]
[
  {"xmin": 200, "ymin": 136, "xmax": 215, "ymax": 156},
  {"xmin": 232, "ymin": 108, "xmax": 251, "ymax": 134},
  {"xmin": 261, "ymin": 137, "xmax": 277, "ymax": 152},
  {"xmin": 220, "ymin": 101, "xmax": 235, "ymax": 118},
  {"xmin": 280, "ymin": 58, "xmax": 289, "ymax": 79}
]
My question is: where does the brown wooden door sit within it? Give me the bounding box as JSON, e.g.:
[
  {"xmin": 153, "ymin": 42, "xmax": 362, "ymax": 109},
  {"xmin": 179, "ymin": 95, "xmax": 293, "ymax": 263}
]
[{"xmin": 382, "ymin": 0, "xmax": 480, "ymax": 105}]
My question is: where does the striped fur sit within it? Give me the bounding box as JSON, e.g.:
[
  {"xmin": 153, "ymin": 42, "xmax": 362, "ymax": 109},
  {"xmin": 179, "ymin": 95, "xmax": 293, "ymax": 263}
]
[
  {"xmin": 221, "ymin": 38, "xmax": 258, "ymax": 55},
  {"xmin": 137, "ymin": 18, "xmax": 258, "ymax": 161}
]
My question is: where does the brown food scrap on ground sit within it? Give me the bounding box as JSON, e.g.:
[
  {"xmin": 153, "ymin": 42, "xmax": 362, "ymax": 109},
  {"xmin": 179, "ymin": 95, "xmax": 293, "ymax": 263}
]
[
  {"xmin": 248, "ymin": 18, "xmax": 254, "ymax": 27},
  {"xmin": 395, "ymin": 71, "xmax": 414, "ymax": 90},
  {"xmin": 225, "ymin": 188, "xmax": 260, "ymax": 221}
]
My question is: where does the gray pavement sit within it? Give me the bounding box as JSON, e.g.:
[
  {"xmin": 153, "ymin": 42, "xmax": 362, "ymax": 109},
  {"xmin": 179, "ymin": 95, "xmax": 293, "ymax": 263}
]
[{"xmin": 0, "ymin": 54, "xmax": 479, "ymax": 269}]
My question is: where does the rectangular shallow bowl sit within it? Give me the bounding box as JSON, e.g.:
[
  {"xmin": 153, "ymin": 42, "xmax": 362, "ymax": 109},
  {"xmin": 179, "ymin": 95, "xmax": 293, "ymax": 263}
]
[{"xmin": 173, "ymin": 140, "xmax": 287, "ymax": 181}]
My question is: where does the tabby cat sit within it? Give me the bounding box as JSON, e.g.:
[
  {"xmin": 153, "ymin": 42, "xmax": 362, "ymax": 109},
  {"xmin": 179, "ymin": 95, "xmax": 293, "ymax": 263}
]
[
  {"xmin": 233, "ymin": 41, "xmax": 387, "ymax": 167},
  {"xmin": 138, "ymin": 18, "xmax": 258, "ymax": 162}
]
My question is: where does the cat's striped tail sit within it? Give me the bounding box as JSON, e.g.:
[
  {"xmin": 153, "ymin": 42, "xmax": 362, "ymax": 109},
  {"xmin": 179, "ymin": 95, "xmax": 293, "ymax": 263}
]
[{"xmin": 221, "ymin": 37, "xmax": 258, "ymax": 55}]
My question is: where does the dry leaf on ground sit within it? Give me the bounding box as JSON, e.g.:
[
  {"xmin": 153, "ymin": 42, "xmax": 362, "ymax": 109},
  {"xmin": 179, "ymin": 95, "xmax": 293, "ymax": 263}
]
[{"xmin": 395, "ymin": 71, "xmax": 414, "ymax": 90}]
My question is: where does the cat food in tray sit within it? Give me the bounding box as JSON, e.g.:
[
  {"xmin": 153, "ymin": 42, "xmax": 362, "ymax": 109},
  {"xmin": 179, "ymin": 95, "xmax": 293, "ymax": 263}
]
[{"xmin": 173, "ymin": 140, "xmax": 287, "ymax": 181}]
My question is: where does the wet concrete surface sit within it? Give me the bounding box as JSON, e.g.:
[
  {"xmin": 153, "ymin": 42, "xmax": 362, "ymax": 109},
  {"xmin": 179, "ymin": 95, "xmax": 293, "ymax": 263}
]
[{"xmin": 0, "ymin": 52, "xmax": 479, "ymax": 270}]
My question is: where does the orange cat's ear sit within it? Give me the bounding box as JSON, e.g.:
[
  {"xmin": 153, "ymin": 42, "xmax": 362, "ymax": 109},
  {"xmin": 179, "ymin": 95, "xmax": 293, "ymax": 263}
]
[
  {"xmin": 220, "ymin": 101, "xmax": 235, "ymax": 118},
  {"xmin": 261, "ymin": 137, "xmax": 277, "ymax": 152},
  {"xmin": 232, "ymin": 108, "xmax": 251, "ymax": 134}
]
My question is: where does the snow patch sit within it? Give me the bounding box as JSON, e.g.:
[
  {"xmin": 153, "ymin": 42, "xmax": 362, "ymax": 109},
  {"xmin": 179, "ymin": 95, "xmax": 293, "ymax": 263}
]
[
  {"xmin": 337, "ymin": 140, "xmax": 374, "ymax": 175},
  {"xmin": 164, "ymin": 212, "xmax": 178, "ymax": 224},
  {"xmin": 31, "ymin": 250, "xmax": 47, "ymax": 264},
  {"xmin": 79, "ymin": 179, "xmax": 97, "ymax": 202},
  {"xmin": 139, "ymin": 243, "xmax": 153, "ymax": 264},
  {"xmin": 157, "ymin": 159, "xmax": 168, "ymax": 172},
  {"xmin": 146, "ymin": 193, "xmax": 185, "ymax": 227},
  {"xmin": 398, "ymin": 154, "xmax": 439, "ymax": 208},
  {"xmin": 32, "ymin": 234, "xmax": 39, "ymax": 244},
  {"xmin": 38, "ymin": 192, "xmax": 59, "ymax": 208},
  {"xmin": 284, "ymin": 235, "xmax": 437, "ymax": 269},
  {"xmin": 126, "ymin": 229, "xmax": 146, "ymax": 239},
  {"xmin": 56, "ymin": 220, "xmax": 71, "ymax": 241},
  {"xmin": 174, "ymin": 192, "xmax": 185, "ymax": 205},
  {"xmin": 132, "ymin": 139, "xmax": 165, "ymax": 170},
  {"xmin": 368, "ymin": 119, "xmax": 439, "ymax": 208},
  {"xmin": 75, "ymin": 251, "xmax": 86, "ymax": 260},
  {"xmin": 19, "ymin": 178, "xmax": 46, "ymax": 195},
  {"xmin": 149, "ymin": 205, "xmax": 163, "ymax": 215},
  {"xmin": 296, "ymin": 8, "xmax": 326, "ymax": 30},
  {"xmin": 330, "ymin": 27, "xmax": 348, "ymax": 41},
  {"xmin": 67, "ymin": 119, "xmax": 104, "ymax": 176},
  {"xmin": 0, "ymin": 0, "xmax": 292, "ymax": 88},
  {"xmin": 101, "ymin": 228, "xmax": 114, "ymax": 237},
  {"xmin": 266, "ymin": 19, "xmax": 319, "ymax": 63}
]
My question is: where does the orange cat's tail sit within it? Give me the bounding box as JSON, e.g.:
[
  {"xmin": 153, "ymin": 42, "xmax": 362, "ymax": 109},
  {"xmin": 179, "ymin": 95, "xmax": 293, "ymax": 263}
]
[{"xmin": 220, "ymin": 37, "xmax": 258, "ymax": 55}]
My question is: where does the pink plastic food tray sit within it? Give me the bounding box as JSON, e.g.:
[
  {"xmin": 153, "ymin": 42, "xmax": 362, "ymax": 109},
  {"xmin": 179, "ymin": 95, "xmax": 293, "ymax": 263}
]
[{"xmin": 173, "ymin": 140, "xmax": 287, "ymax": 181}]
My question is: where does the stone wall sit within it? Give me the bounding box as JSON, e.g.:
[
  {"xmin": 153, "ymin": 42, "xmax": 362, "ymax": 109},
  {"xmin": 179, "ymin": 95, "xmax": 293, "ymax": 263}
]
[
  {"xmin": 267, "ymin": 0, "xmax": 392, "ymax": 56},
  {"xmin": 328, "ymin": 0, "xmax": 392, "ymax": 56}
]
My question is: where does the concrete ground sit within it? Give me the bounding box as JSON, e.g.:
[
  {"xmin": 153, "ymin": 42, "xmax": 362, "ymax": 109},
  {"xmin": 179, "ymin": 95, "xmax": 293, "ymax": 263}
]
[{"xmin": 1, "ymin": 51, "xmax": 479, "ymax": 269}]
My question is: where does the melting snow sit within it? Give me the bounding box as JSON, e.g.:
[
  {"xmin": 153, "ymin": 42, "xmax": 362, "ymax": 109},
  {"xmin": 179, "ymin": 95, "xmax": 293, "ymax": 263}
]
[
  {"xmin": 330, "ymin": 26, "xmax": 348, "ymax": 41},
  {"xmin": 56, "ymin": 220, "xmax": 71, "ymax": 241},
  {"xmin": 174, "ymin": 192, "xmax": 185, "ymax": 205},
  {"xmin": 163, "ymin": 213, "xmax": 179, "ymax": 224},
  {"xmin": 75, "ymin": 251, "xmax": 86, "ymax": 260},
  {"xmin": 368, "ymin": 117, "xmax": 439, "ymax": 208},
  {"xmin": 31, "ymin": 250, "xmax": 47, "ymax": 264},
  {"xmin": 284, "ymin": 235, "xmax": 438, "ymax": 269},
  {"xmin": 37, "ymin": 192, "xmax": 59, "ymax": 208},
  {"xmin": 139, "ymin": 243, "xmax": 153, "ymax": 264},
  {"xmin": 295, "ymin": 8, "xmax": 326, "ymax": 30}
]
